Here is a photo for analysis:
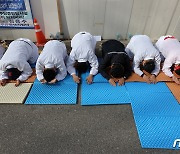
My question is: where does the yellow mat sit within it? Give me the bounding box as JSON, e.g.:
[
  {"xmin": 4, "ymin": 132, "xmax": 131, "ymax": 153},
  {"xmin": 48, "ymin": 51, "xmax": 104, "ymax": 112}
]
[{"xmin": 0, "ymin": 83, "xmax": 32, "ymax": 104}]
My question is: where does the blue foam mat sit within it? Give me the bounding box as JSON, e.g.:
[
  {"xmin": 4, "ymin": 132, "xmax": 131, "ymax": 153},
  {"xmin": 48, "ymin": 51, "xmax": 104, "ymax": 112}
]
[
  {"xmin": 33, "ymin": 74, "xmax": 74, "ymax": 84},
  {"xmin": 92, "ymin": 73, "xmax": 108, "ymax": 83},
  {"xmin": 81, "ymin": 82, "xmax": 131, "ymax": 105},
  {"xmin": 25, "ymin": 75, "xmax": 77, "ymax": 104},
  {"xmin": 130, "ymin": 92, "xmax": 180, "ymax": 116},
  {"xmin": 125, "ymin": 82, "xmax": 170, "ymax": 93},
  {"xmin": 81, "ymin": 74, "xmax": 180, "ymax": 149},
  {"xmin": 126, "ymin": 82, "xmax": 180, "ymax": 149},
  {"xmin": 81, "ymin": 72, "xmax": 108, "ymax": 83},
  {"xmin": 134, "ymin": 115, "xmax": 180, "ymax": 149}
]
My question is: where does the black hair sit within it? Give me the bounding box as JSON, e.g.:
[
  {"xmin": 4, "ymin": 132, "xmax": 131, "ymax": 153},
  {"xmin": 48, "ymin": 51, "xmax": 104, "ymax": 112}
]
[
  {"xmin": 43, "ymin": 69, "xmax": 56, "ymax": 82},
  {"xmin": 6, "ymin": 68, "xmax": 22, "ymax": 80},
  {"xmin": 74, "ymin": 61, "xmax": 88, "ymax": 73},
  {"xmin": 175, "ymin": 69, "xmax": 180, "ymax": 75},
  {"xmin": 110, "ymin": 64, "xmax": 124, "ymax": 78},
  {"xmin": 174, "ymin": 64, "xmax": 180, "ymax": 75},
  {"xmin": 142, "ymin": 60, "xmax": 155, "ymax": 73}
]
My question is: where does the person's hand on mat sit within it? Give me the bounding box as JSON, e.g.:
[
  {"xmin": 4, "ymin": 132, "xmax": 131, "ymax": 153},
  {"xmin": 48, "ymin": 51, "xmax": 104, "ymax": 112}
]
[
  {"xmin": 143, "ymin": 74, "xmax": 150, "ymax": 83},
  {"xmin": 72, "ymin": 74, "xmax": 80, "ymax": 83},
  {"xmin": 0, "ymin": 79, "xmax": 7, "ymax": 86},
  {"xmin": 86, "ymin": 74, "xmax": 93, "ymax": 84},
  {"xmin": 40, "ymin": 79, "xmax": 47, "ymax": 84},
  {"xmin": 49, "ymin": 78, "xmax": 57, "ymax": 84},
  {"xmin": 118, "ymin": 77, "xmax": 125, "ymax": 86},
  {"xmin": 109, "ymin": 78, "xmax": 116, "ymax": 86},
  {"xmin": 15, "ymin": 80, "xmax": 21, "ymax": 87},
  {"xmin": 172, "ymin": 75, "xmax": 180, "ymax": 85},
  {"xmin": 149, "ymin": 74, "xmax": 157, "ymax": 84}
]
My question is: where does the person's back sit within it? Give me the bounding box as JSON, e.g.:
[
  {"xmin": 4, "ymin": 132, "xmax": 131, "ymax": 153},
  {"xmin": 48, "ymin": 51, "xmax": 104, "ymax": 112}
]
[
  {"xmin": 1, "ymin": 38, "xmax": 38, "ymax": 64},
  {"xmin": 71, "ymin": 31, "xmax": 96, "ymax": 52},
  {"xmin": 155, "ymin": 35, "xmax": 180, "ymax": 84},
  {"xmin": 38, "ymin": 40, "xmax": 67, "ymax": 66},
  {"xmin": 36, "ymin": 40, "xmax": 75, "ymax": 84},
  {"xmin": 99, "ymin": 40, "xmax": 131, "ymax": 86},
  {"xmin": 155, "ymin": 35, "xmax": 180, "ymax": 58},
  {"xmin": 0, "ymin": 38, "xmax": 38, "ymax": 86},
  {"xmin": 70, "ymin": 31, "xmax": 98, "ymax": 84},
  {"xmin": 125, "ymin": 35, "xmax": 161, "ymax": 84},
  {"xmin": 70, "ymin": 32, "xmax": 97, "ymax": 63},
  {"xmin": 126, "ymin": 35, "xmax": 158, "ymax": 59},
  {"xmin": 102, "ymin": 39, "xmax": 125, "ymax": 58}
]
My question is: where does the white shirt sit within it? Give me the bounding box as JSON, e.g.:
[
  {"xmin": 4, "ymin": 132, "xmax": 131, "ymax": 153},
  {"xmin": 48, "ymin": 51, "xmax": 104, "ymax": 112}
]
[
  {"xmin": 70, "ymin": 31, "xmax": 99, "ymax": 75},
  {"xmin": 155, "ymin": 35, "xmax": 180, "ymax": 77},
  {"xmin": 0, "ymin": 38, "xmax": 38, "ymax": 81},
  {"xmin": 36, "ymin": 40, "xmax": 75, "ymax": 81},
  {"xmin": 0, "ymin": 45, "xmax": 5, "ymax": 59},
  {"xmin": 125, "ymin": 35, "xmax": 161, "ymax": 76}
]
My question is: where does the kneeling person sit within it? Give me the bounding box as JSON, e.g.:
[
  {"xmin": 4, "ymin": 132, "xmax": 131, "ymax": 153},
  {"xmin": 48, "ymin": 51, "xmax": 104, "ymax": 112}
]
[
  {"xmin": 36, "ymin": 40, "xmax": 75, "ymax": 84},
  {"xmin": 125, "ymin": 35, "xmax": 161, "ymax": 84},
  {"xmin": 69, "ymin": 31, "xmax": 99, "ymax": 84},
  {"xmin": 155, "ymin": 35, "xmax": 180, "ymax": 84},
  {"xmin": 99, "ymin": 40, "xmax": 132, "ymax": 86},
  {"xmin": 0, "ymin": 38, "xmax": 38, "ymax": 86}
]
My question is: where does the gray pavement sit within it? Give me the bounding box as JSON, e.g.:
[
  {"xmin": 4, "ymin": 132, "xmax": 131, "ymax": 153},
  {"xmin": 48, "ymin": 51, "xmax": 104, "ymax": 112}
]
[{"xmin": 0, "ymin": 103, "xmax": 179, "ymax": 154}]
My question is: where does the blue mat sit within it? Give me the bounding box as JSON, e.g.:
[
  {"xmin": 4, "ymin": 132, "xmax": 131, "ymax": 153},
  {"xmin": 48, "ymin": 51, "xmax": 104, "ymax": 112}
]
[
  {"xmin": 81, "ymin": 72, "xmax": 180, "ymax": 149},
  {"xmin": 126, "ymin": 82, "xmax": 180, "ymax": 149},
  {"xmin": 81, "ymin": 82, "xmax": 131, "ymax": 105},
  {"xmin": 125, "ymin": 82, "xmax": 170, "ymax": 93},
  {"xmin": 130, "ymin": 92, "xmax": 180, "ymax": 116},
  {"xmin": 81, "ymin": 72, "xmax": 108, "ymax": 83},
  {"xmin": 81, "ymin": 72, "xmax": 131, "ymax": 105},
  {"xmin": 25, "ymin": 75, "xmax": 77, "ymax": 104},
  {"xmin": 134, "ymin": 115, "xmax": 180, "ymax": 149}
]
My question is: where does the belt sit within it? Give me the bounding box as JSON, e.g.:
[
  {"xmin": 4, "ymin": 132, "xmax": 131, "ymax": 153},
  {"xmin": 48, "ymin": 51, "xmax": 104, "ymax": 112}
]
[{"xmin": 17, "ymin": 40, "xmax": 32, "ymax": 48}]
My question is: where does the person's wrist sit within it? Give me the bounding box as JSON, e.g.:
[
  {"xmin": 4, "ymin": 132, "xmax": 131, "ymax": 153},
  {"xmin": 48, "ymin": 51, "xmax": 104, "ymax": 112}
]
[
  {"xmin": 141, "ymin": 73, "xmax": 144, "ymax": 77},
  {"xmin": 72, "ymin": 74, "xmax": 76, "ymax": 78}
]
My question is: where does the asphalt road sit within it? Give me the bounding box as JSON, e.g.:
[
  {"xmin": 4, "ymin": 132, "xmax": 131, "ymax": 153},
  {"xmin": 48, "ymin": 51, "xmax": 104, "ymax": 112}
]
[{"xmin": 0, "ymin": 103, "xmax": 178, "ymax": 154}]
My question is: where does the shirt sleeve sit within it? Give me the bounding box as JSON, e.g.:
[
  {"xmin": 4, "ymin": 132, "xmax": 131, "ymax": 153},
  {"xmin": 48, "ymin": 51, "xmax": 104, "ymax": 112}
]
[
  {"xmin": 133, "ymin": 57, "xmax": 144, "ymax": 76},
  {"xmin": 17, "ymin": 62, "xmax": 32, "ymax": 81},
  {"xmin": 88, "ymin": 50, "xmax": 99, "ymax": 75},
  {"xmin": 151, "ymin": 52, "xmax": 161, "ymax": 76},
  {"xmin": 123, "ymin": 55, "xmax": 132, "ymax": 79},
  {"xmin": 36, "ymin": 59, "xmax": 44, "ymax": 81},
  {"xmin": 65, "ymin": 55, "xmax": 76, "ymax": 75},
  {"xmin": 125, "ymin": 42, "xmax": 134, "ymax": 60},
  {"xmin": 0, "ymin": 70, "xmax": 8, "ymax": 80},
  {"xmin": 0, "ymin": 61, "xmax": 8, "ymax": 80},
  {"xmin": 155, "ymin": 40, "xmax": 160, "ymax": 50},
  {"xmin": 98, "ymin": 54, "xmax": 112, "ymax": 80},
  {"xmin": 162, "ymin": 56, "xmax": 174, "ymax": 77},
  {"xmin": 55, "ymin": 62, "xmax": 67, "ymax": 81},
  {"xmin": 28, "ymin": 43, "xmax": 39, "ymax": 64}
]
